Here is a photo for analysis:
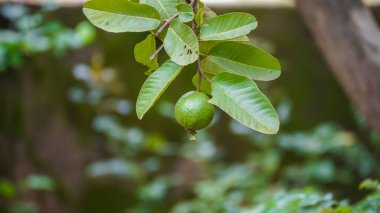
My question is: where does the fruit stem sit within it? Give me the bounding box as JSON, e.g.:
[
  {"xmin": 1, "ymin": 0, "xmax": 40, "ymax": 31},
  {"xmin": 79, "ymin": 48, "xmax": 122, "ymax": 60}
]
[{"xmin": 188, "ymin": 129, "xmax": 197, "ymax": 141}]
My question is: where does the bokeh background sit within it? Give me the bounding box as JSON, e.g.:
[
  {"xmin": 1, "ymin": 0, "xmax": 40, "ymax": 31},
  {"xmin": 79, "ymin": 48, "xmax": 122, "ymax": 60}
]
[{"xmin": 1, "ymin": 1, "xmax": 380, "ymax": 213}]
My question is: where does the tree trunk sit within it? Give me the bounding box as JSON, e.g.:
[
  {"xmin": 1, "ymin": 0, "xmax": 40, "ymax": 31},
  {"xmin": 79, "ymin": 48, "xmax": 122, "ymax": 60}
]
[{"xmin": 295, "ymin": 0, "xmax": 380, "ymax": 134}]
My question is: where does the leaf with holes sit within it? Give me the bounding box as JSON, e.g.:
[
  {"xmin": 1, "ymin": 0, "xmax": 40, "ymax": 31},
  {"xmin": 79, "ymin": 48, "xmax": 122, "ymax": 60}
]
[
  {"xmin": 83, "ymin": 0, "xmax": 161, "ymax": 32},
  {"xmin": 200, "ymin": 12, "xmax": 257, "ymax": 41},
  {"xmin": 210, "ymin": 72, "xmax": 279, "ymax": 134},
  {"xmin": 136, "ymin": 60, "xmax": 183, "ymax": 119},
  {"xmin": 164, "ymin": 19, "xmax": 199, "ymax": 66}
]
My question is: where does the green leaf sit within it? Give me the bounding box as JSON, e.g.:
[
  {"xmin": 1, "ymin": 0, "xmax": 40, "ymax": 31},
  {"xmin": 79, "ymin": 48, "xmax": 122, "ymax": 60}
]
[
  {"xmin": 200, "ymin": 12, "xmax": 257, "ymax": 41},
  {"xmin": 136, "ymin": 60, "xmax": 183, "ymax": 119},
  {"xmin": 83, "ymin": 0, "xmax": 161, "ymax": 33},
  {"xmin": 204, "ymin": 41, "xmax": 281, "ymax": 81},
  {"xmin": 194, "ymin": 1, "xmax": 205, "ymax": 26},
  {"xmin": 134, "ymin": 34, "xmax": 159, "ymax": 75},
  {"xmin": 164, "ymin": 19, "xmax": 199, "ymax": 66},
  {"xmin": 176, "ymin": 3, "xmax": 194, "ymax": 23},
  {"xmin": 199, "ymin": 35, "xmax": 249, "ymax": 54},
  {"xmin": 192, "ymin": 72, "xmax": 213, "ymax": 95},
  {"xmin": 140, "ymin": 0, "xmax": 180, "ymax": 20},
  {"xmin": 209, "ymin": 72, "xmax": 279, "ymax": 134},
  {"xmin": 203, "ymin": 6, "xmax": 217, "ymax": 24}
]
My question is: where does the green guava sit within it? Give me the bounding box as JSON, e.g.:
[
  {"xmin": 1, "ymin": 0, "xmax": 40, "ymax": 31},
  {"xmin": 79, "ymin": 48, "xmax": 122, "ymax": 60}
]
[{"xmin": 175, "ymin": 91, "xmax": 215, "ymax": 131}]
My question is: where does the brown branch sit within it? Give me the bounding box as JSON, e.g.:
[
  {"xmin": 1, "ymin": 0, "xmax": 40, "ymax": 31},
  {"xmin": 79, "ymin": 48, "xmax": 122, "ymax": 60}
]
[
  {"xmin": 190, "ymin": 1, "xmax": 210, "ymax": 91},
  {"xmin": 154, "ymin": 14, "xmax": 179, "ymax": 37},
  {"xmin": 154, "ymin": 0, "xmax": 197, "ymax": 37},
  {"xmin": 149, "ymin": 43, "xmax": 164, "ymax": 61},
  {"xmin": 150, "ymin": 0, "xmax": 197, "ymax": 61}
]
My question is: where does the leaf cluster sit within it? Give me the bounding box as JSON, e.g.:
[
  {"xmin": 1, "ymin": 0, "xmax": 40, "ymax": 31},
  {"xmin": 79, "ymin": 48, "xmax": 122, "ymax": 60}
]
[{"xmin": 83, "ymin": 0, "xmax": 282, "ymax": 134}]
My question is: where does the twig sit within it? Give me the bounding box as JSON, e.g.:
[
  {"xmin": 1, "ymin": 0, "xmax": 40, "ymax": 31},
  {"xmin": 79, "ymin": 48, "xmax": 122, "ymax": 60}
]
[
  {"xmin": 149, "ymin": 43, "xmax": 164, "ymax": 61},
  {"xmin": 150, "ymin": 0, "xmax": 197, "ymax": 61},
  {"xmin": 155, "ymin": 0, "xmax": 197, "ymax": 37},
  {"xmin": 197, "ymin": 58, "xmax": 202, "ymax": 91},
  {"xmin": 154, "ymin": 14, "xmax": 178, "ymax": 36},
  {"xmin": 197, "ymin": 57, "xmax": 210, "ymax": 81},
  {"xmin": 190, "ymin": 1, "xmax": 210, "ymax": 91}
]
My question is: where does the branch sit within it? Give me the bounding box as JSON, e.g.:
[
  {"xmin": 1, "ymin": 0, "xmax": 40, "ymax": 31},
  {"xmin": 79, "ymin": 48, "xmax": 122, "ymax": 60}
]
[
  {"xmin": 149, "ymin": 43, "xmax": 164, "ymax": 61},
  {"xmin": 154, "ymin": 14, "xmax": 178, "ymax": 37},
  {"xmin": 150, "ymin": 0, "xmax": 197, "ymax": 61},
  {"xmin": 190, "ymin": 4, "xmax": 210, "ymax": 91},
  {"xmin": 155, "ymin": 0, "xmax": 197, "ymax": 37}
]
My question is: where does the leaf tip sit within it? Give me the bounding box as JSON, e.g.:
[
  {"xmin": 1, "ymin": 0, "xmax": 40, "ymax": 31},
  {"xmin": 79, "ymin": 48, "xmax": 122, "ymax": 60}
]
[
  {"xmin": 136, "ymin": 110, "xmax": 144, "ymax": 120},
  {"xmin": 265, "ymin": 120, "xmax": 280, "ymax": 134}
]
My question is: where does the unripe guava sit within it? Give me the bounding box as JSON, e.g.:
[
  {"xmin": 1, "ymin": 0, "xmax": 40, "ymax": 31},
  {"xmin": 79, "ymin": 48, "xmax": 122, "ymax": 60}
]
[{"xmin": 175, "ymin": 91, "xmax": 215, "ymax": 131}]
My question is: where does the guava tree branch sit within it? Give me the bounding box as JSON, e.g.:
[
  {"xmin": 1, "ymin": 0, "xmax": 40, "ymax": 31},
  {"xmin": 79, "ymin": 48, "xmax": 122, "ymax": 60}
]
[
  {"xmin": 149, "ymin": 44, "xmax": 164, "ymax": 61},
  {"xmin": 150, "ymin": 0, "xmax": 197, "ymax": 61},
  {"xmin": 296, "ymin": 0, "xmax": 380, "ymax": 134},
  {"xmin": 155, "ymin": 0, "xmax": 196, "ymax": 36},
  {"xmin": 154, "ymin": 14, "xmax": 179, "ymax": 36}
]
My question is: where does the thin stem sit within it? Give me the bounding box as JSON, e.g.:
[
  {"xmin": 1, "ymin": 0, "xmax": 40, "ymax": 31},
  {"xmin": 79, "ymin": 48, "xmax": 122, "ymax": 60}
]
[
  {"xmin": 197, "ymin": 58, "xmax": 202, "ymax": 91},
  {"xmin": 193, "ymin": 19, "xmax": 202, "ymax": 91},
  {"xmin": 155, "ymin": 0, "xmax": 196, "ymax": 37},
  {"xmin": 189, "ymin": 0, "xmax": 197, "ymax": 7},
  {"xmin": 155, "ymin": 14, "xmax": 178, "ymax": 36},
  {"xmin": 149, "ymin": 43, "xmax": 164, "ymax": 61},
  {"xmin": 190, "ymin": 1, "xmax": 210, "ymax": 91},
  {"xmin": 197, "ymin": 57, "xmax": 210, "ymax": 82}
]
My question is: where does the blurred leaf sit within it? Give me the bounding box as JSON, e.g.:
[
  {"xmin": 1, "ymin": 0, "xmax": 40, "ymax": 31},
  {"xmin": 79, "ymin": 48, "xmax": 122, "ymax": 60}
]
[
  {"xmin": 75, "ymin": 21, "xmax": 96, "ymax": 45},
  {"xmin": 0, "ymin": 180, "xmax": 16, "ymax": 198},
  {"xmin": 139, "ymin": 176, "xmax": 173, "ymax": 201},
  {"xmin": 359, "ymin": 179, "xmax": 380, "ymax": 191},
  {"xmin": 23, "ymin": 175, "xmax": 54, "ymax": 191},
  {"xmin": 87, "ymin": 158, "xmax": 140, "ymax": 179}
]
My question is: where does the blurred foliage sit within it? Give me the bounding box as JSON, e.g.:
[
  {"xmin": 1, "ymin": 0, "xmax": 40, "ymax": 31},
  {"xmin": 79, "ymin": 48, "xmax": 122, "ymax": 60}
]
[
  {"xmin": 1, "ymin": 175, "xmax": 54, "ymax": 213},
  {"xmin": 63, "ymin": 56, "xmax": 380, "ymax": 213},
  {"xmin": 1, "ymin": 4, "xmax": 380, "ymax": 213},
  {"xmin": 0, "ymin": 4, "xmax": 95, "ymax": 72}
]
